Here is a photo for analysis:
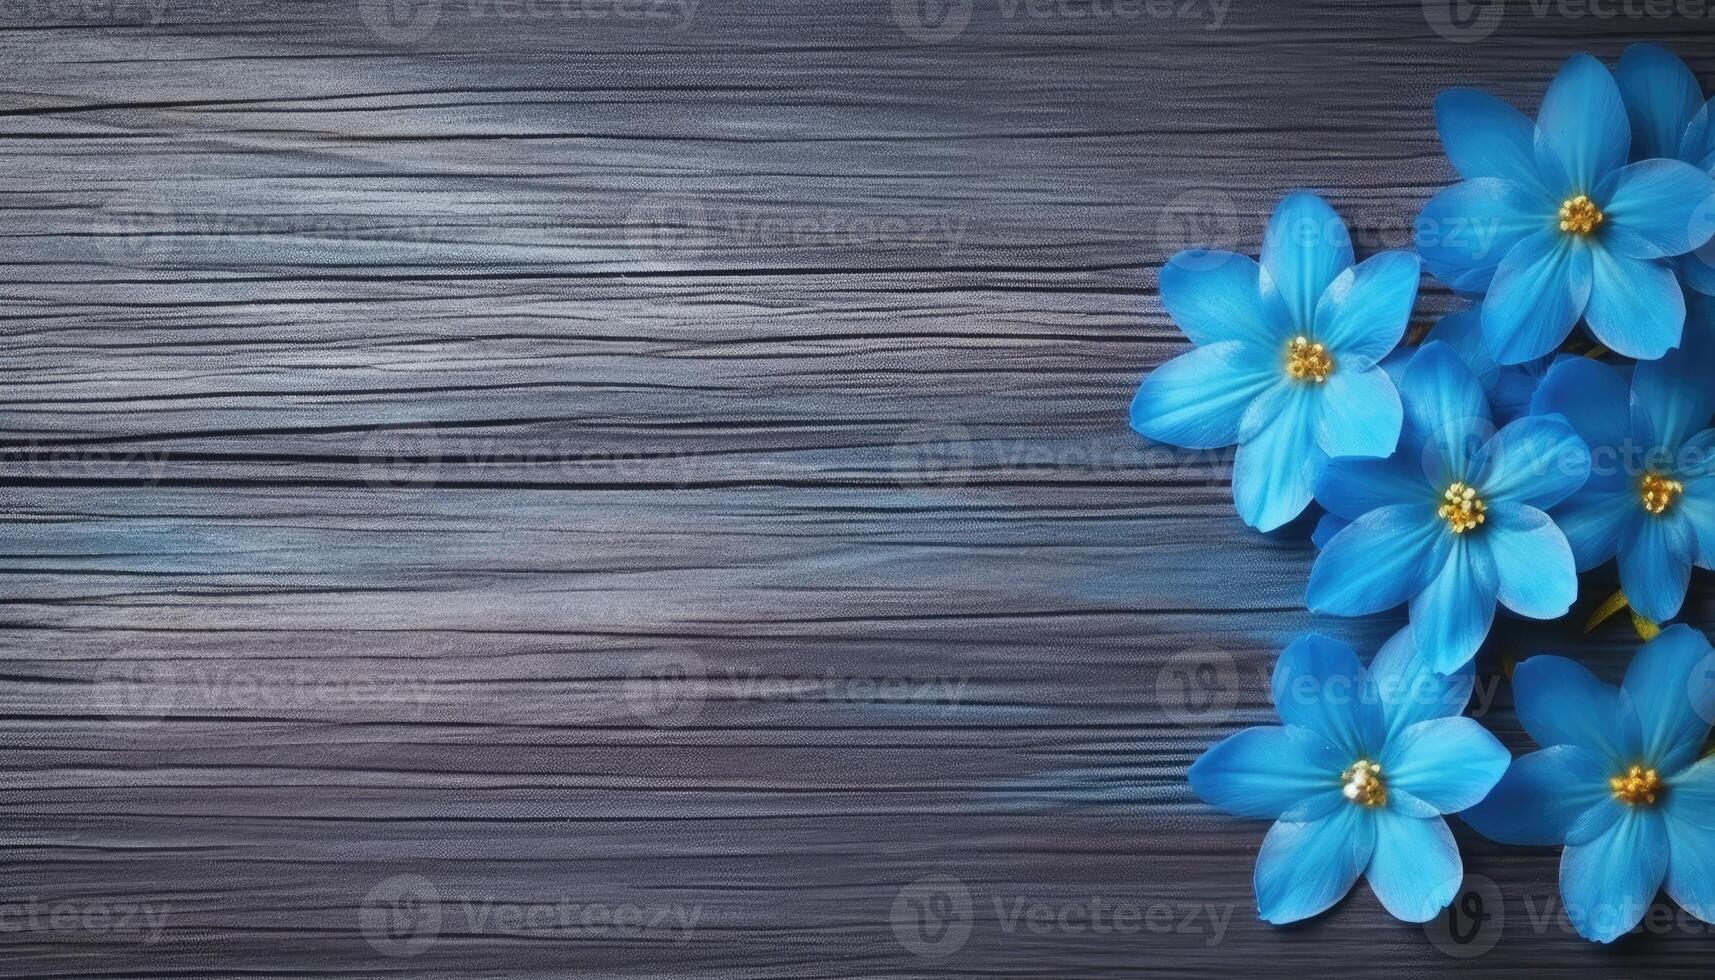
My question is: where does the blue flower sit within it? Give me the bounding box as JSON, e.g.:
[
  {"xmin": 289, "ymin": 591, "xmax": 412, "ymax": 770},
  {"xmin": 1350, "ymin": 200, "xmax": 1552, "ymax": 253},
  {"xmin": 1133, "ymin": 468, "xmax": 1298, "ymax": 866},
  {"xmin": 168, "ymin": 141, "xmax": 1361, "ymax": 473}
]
[
  {"xmin": 1462, "ymin": 626, "xmax": 1715, "ymax": 943},
  {"xmin": 1130, "ymin": 193, "xmax": 1420, "ymax": 531},
  {"xmin": 1307, "ymin": 343, "xmax": 1589, "ymax": 673},
  {"xmin": 1531, "ymin": 331, "xmax": 1715, "ymax": 624},
  {"xmin": 1613, "ymin": 43, "xmax": 1715, "ymax": 296},
  {"xmin": 1189, "ymin": 630, "xmax": 1508, "ymax": 924},
  {"xmin": 1419, "ymin": 53, "xmax": 1715, "ymax": 363}
]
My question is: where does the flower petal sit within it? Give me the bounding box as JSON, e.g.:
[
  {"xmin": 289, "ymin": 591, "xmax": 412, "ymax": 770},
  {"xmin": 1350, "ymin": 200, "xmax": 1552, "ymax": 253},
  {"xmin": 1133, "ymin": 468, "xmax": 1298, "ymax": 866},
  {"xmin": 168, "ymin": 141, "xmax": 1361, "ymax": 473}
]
[
  {"xmin": 1408, "ymin": 536, "xmax": 1498, "ymax": 674},
  {"xmin": 1622, "ymin": 624, "xmax": 1715, "ymax": 776},
  {"xmin": 1435, "ymin": 88, "xmax": 1549, "ymax": 190},
  {"xmin": 1633, "ymin": 335, "xmax": 1715, "ymax": 454},
  {"xmin": 1306, "ymin": 503, "xmax": 1450, "ymax": 616},
  {"xmin": 1313, "ymin": 251, "xmax": 1420, "ymax": 370},
  {"xmin": 1583, "ymin": 246, "xmax": 1685, "ymax": 362},
  {"xmin": 1488, "ymin": 502, "xmax": 1578, "ymax": 620},
  {"xmin": 1159, "ymin": 251, "xmax": 1293, "ymax": 349},
  {"xmin": 1189, "ymin": 725, "xmax": 1342, "ymax": 820},
  {"xmin": 1512, "ymin": 655, "xmax": 1643, "ymax": 768},
  {"xmin": 1271, "ymin": 633, "xmax": 1383, "ymax": 760},
  {"xmin": 1417, "ymin": 178, "xmax": 1552, "ymax": 295},
  {"xmin": 1231, "ymin": 384, "xmax": 1324, "ymax": 532},
  {"xmin": 1679, "ymin": 240, "xmax": 1715, "ymax": 297},
  {"xmin": 1665, "ymin": 755, "xmax": 1715, "ymax": 830},
  {"xmin": 1311, "ymin": 513, "xmax": 1349, "ymax": 550},
  {"xmin": 1559, "ymin": 808, "xmax": 1668, "ymax": 943},
  {"xmin": 1483, "ymin": 230, "xmax": 1593, "ymax": 365},
  {"xmin": 1472, "ymin": 414, "xmax": 1590, "ymax": 510},
  {"xmin": 1552, "ymin": 486, "xmax": 1639, "ymax": 571},
  {"xmin": 1253, "ymin": 804, "xmax": 1376, "ymax": 925},
  {"xmin": 1380, "ymin": 716, "xmax": 1510, "ymax": 815},
  {"xmin": 1461, "ymin": 744, "xmax": 1611, "ymax": 845},
  {"xmin": 1130, "ymin": 342, "xmax": 1277, "ymax": 450},
  {"xmin": 1315, "ymin": 453, "xmax": 1434, "ymax": 521},
  {"xmin": 1316, "ymin": 367, "xmax": 1402, "ymax": 459},
  {"xmin": 1529, "ymin": 355, "xmax": 1634, "ymax": 455},
  {"xmin": 1534, "ymin": 53, "xmax": 1631, "ymax": 194},
  {"xmin": 1617, "ymin": 508, "xmax": 1696, "ymax": 625},
  {"xmin": 1616, "ymin": 44, "xmax": 1705, "ymax": 163},
  {"xmin": 1261, "ymin": 192, "xmax": 1353, "ymax": 332},
  {"xmin": 1663, "ymin": 811, "xmax": 1715, "ymax": 925},
  {"xmin": 1596, "ymin": 159, "xmax": 1715, "ymax": 260},
  {"xmin": 1424, "ymin": 305, "xmax": 1499, "ymax": 391},
  {"xmin": 1366, "ymin": 626, "xmax": 1474, "ymax": 743},
  {"xmin": 1365, "ymin": 811, "xmax": 1462, "ymax": 923},
  {"xmin": 1400, "ymin": 342, "xmax": 1491, "ymax": 486}
]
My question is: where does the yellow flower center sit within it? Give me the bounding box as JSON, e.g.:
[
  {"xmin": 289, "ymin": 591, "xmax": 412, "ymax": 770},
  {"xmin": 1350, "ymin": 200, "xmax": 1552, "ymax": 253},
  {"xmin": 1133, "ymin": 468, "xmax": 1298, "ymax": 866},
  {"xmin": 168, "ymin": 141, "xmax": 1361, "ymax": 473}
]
[
  {"xmin": 1438, "ymin": 482, "xmax": 1486, "ymax": 534},
  {"xmin": 1558, "ymin": 194, "xmax": 1604, "ymax": 236},
  {"xmin": 1285, "ymin": 336, "xmax": 1334, "ymax": 383},
  {"xmin": 1640, "ymin": 472, "xmax": 1683, "ymax": 515},
  {"xmin": 1609, "ymin": 765, "xmax": 1663, "ymax": 806},
  {"xmin": 1340, "ymin": 760, "xmax": 1386, "ymax": 807}
]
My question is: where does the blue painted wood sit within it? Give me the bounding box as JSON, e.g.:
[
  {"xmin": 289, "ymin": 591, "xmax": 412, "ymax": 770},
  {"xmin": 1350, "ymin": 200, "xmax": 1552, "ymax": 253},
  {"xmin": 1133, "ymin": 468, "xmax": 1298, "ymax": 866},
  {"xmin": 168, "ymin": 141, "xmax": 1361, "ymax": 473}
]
[{"xmin": 2, "ymin": 0, "xmax": 1713, "ymax": 974}]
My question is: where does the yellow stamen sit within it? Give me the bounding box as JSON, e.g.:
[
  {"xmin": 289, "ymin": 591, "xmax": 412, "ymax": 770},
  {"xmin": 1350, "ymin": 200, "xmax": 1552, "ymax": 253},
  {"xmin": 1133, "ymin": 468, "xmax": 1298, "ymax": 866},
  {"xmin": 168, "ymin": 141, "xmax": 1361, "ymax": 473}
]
[
  {"xmin": 1438, "ymin": 482, "xmax": 1486, "ymax": 534},
  {"xmin": 1609, "ymin": 765, "xmax": 1662, "ymax": 806},
  {"xmin": 1285, "ymin": 336, "xmax": 1334, "ymax": 383},
  {"xmin": 1340, "ymin": 760, "xmax": 1386, "ymax": 807},
  {"xmin": 1641, "ymin": 472, "xmax": 1684, "ymax": 515},
  {"xmin": 1558, "ymin": 194, "xmax": 1604, "ymax": 235}
]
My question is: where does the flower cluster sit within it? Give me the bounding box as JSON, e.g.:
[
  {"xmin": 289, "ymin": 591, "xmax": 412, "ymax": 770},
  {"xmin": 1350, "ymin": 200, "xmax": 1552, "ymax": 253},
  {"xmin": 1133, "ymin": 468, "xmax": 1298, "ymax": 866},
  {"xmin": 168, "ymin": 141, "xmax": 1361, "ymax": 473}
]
[{"xmin": 1132, "ymin": 46, "xmax": 1715, "ymax": 942}]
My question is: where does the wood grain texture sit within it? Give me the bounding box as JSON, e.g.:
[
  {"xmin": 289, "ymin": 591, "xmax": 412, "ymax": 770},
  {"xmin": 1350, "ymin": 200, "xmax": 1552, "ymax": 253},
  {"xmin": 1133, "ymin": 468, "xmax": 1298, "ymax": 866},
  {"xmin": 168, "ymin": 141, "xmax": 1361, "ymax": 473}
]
[{"xmin": 4, "ymin": 0, "xmax": 1715, "ymax": 975}]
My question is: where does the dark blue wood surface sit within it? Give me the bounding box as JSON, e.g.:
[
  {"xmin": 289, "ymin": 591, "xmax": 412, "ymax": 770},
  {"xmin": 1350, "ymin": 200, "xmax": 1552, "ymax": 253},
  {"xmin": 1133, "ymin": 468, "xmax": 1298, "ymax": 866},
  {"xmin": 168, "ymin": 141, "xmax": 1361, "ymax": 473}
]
[{"xmin": 3, "ymin": 0, "xmax": 1714, "ymax": 975}]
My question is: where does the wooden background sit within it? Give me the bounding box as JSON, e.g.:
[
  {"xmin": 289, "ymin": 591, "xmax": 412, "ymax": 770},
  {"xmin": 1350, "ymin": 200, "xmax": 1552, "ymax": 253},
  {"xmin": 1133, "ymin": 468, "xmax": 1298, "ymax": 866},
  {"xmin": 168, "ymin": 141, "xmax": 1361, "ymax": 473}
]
[{"xmin": 4, "ymin": 0, "xmax": 1715, "ymax": 975}]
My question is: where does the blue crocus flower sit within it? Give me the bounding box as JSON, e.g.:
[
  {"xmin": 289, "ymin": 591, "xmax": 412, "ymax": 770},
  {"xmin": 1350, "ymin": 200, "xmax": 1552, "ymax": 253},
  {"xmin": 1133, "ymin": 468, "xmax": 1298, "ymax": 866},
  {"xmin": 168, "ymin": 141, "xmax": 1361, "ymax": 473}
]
[
  {"xmin": 1613, "ymin": 43, "xmax": 1715, "ymax": 295},
  {"xmin": 1130, "ymin": 193, "xmax": 1420, "ymax": 531},
  {"xmin": 1315, "ymin": 310, "xmax": 1552, "ymax": 550},
  {"xmin": 1462, "ymin": 626, "xmax": 1715, "ymax": 943},
  {"xmin": 1531, "ymin": 331, "xmax": 1715, "ymax": 624},
  {"xmin": 1307, "ymin": 343, "xmax": 1590, "ymax": 673},
  {"xmin": 1419, "ymin": 53, "xmax": 1715, "ymax": 364},
  {"xmin": 1189, "ymin": 630, "xmax": 1508, "ymax": 924}
]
